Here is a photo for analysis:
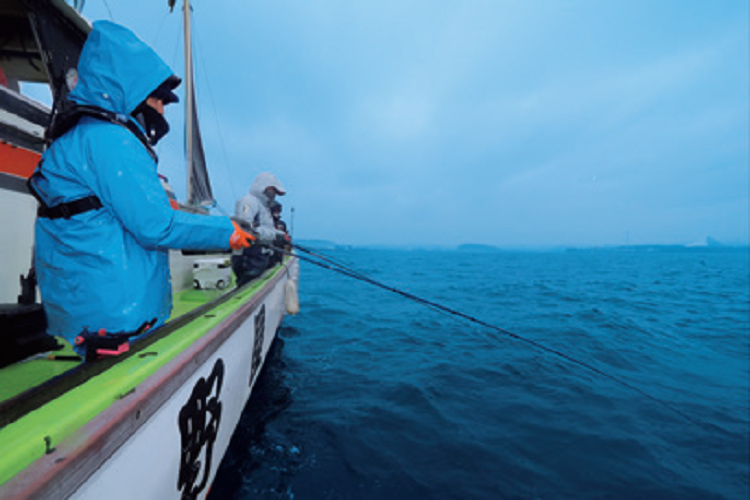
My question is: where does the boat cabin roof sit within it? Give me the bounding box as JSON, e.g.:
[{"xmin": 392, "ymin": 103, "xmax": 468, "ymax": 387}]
[{"xmin": 0, "ymin": 0, "xmax": 89, "ymax": 113}]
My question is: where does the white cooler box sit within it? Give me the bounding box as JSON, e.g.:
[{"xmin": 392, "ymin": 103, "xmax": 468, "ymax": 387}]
[{"xmin": 192, "ymin": 257, "xmax": 232, "ymax": 290}]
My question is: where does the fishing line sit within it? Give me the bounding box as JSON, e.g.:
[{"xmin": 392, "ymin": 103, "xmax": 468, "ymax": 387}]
[
  {"xmin": 292, "ymin": 243, "xmax": 468, "ymax": 325},
  {"xmin": 293, "ymin": 243, "xmax": 368, "ymax": 278},
  {"xmin": 291, "ymin": 243, "xmax": 478, "ymax": 330},
  {"xmin": 213, "ymin": 202, "xmax": 231, "ymax": 218},
  {"xmin": 271, "ymin": 243, "xmax": 725, "ymax": 433}
]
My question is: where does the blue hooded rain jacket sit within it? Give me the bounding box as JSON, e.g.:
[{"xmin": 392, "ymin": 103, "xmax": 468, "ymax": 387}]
[{"xmin": 31, "ymin": 21, "xmax": 234, "ymax": 345}]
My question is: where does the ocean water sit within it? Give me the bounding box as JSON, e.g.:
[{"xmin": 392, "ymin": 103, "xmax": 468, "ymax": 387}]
[{"xmin": 209, "ymin": 249, "xmax": 750, "ymax": 500}]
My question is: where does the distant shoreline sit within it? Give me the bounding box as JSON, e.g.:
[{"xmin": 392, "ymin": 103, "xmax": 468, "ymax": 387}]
[{"xmin": 294, "ymin": 240, "xmax": 750, "ymax": 253}]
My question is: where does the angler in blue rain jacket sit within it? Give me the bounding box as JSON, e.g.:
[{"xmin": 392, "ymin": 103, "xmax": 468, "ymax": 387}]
[{"xmin": 29, "ymin": 21, "xmax": 252, "ymax": 353}]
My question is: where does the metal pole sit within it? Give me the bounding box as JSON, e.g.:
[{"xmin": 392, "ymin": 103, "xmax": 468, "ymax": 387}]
[{"xmin": 184, "ymin": 0, "xmax": 194, "ymax": 204}]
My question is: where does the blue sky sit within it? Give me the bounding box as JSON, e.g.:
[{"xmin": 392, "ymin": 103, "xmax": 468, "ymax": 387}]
[{"xmin": 66, "ymin": 0, "xmax": 748, "ymax": 246}]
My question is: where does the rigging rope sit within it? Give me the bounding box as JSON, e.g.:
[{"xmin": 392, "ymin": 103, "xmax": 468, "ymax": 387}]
[
  {"xmin": 272, "ymin": 242, "xmax": 726, "ymax": 434},
  {"xmin": 102, "ymin": 0, "xmax": 114, "ymax": 21},
  {"xmin": 191, "ymin": 16, "xmax": 239, "ymax": 203}
]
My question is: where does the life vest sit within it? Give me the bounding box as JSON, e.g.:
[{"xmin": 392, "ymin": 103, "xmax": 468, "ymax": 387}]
[{"xmin": 27, "ymin": 104, "xmax": 157, "ymax": 220}]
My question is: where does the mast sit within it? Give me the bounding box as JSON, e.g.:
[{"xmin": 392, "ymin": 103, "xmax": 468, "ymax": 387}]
[
  {"xmin": 181, "ymin": 0, "xmax": 214, "ymax": 208},
  {"xmin": 183, "ymin": 0, "xmax": 194, "ymax": 204}
]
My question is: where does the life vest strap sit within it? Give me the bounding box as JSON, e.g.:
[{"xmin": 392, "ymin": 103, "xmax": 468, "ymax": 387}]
[{"xmin": 36, "ymin": 194, "xmax": 103, "ymax": 219}]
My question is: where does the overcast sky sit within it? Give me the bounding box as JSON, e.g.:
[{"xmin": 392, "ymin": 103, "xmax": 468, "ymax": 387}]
[{"xmin": 69, "ymin": 0, "xmax": 748, "ymax": 247}]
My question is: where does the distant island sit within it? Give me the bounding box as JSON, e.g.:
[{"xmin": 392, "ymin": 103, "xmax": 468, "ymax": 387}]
[
  {"xmin": 291, "ymin": 237, "xmax": 748, "ymax": 253},
  {"xmin": 457, "ymin": 244, "xmax": 502, "ymax": 252},
  {"xmin": 685, "ymin": 236, "xmax": 725, "ymax": 248},
  {"xmin": 565, "ymin": 237, "xmax": 748, "ymax": 253}
]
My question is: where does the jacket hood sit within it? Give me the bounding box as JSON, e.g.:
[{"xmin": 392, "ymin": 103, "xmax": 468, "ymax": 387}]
[
  {"xmin": 249, "ymin": 172, "xmax": 286, "ymax": 200},
  {"xmin": 69, "ymin": 21, "xmax": 175, "ymax": 115}
]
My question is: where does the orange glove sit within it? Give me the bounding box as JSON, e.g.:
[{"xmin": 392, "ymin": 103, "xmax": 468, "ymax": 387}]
[{"xmin": 230, "ymin": 221, "xmax": 256, "ymax": 250}]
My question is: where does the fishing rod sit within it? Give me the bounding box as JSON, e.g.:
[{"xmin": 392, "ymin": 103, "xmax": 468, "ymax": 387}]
[{"xmin": 269, "ymin": 242, "xmax": 723, "ymax": 433}]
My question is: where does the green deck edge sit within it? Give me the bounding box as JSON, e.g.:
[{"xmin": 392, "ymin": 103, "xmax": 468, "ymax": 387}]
[
  {"xmin": 0, "ymin": 266, "xmax": 282, "ymax": 486},
  {"xmin": 0, "ymin": 276, "xmax": 234, "ymax": 404}
]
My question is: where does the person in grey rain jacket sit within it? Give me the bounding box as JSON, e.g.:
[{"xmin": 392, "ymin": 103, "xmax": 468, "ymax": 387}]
[{"xmin": 232, "ymin": 172, "xmax": 288, "ymax": 286}]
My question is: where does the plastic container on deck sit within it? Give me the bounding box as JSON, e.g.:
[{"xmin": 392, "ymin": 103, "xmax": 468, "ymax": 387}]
[{"xmin": 192, "ymin": 257, "xmax": 232, "ymax": 290}]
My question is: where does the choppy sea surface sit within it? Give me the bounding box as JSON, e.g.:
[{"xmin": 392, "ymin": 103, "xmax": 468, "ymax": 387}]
[{"xmin": 209, "ymin": 248, "xmax": 750, "ymax": 500}]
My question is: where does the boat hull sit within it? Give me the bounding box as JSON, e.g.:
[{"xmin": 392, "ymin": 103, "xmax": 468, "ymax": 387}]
[{"xmin": 0, "ymin": 258, "xmax": 297, "ymax": 500}]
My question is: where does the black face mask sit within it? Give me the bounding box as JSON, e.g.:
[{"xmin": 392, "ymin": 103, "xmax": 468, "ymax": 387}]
[{"xmin": 132, "ymin": 104, "xmax": 170, "ymax": 146}]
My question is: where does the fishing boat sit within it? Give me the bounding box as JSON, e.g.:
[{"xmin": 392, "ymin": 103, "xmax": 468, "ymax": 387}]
[{"xmin": 0, "ymin": 1, "xmax": 299, "ymax": 498}]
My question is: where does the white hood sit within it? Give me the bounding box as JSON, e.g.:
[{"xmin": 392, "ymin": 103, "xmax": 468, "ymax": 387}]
[{"xmin": 249, "ymin": 172, "xmax": 286, "ymax": 202}]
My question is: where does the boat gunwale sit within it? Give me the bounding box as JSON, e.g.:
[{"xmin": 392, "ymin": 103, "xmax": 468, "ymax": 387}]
[{"xmin": 0, "ymin": 257, "xmax": 294, "ymax": 496}]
